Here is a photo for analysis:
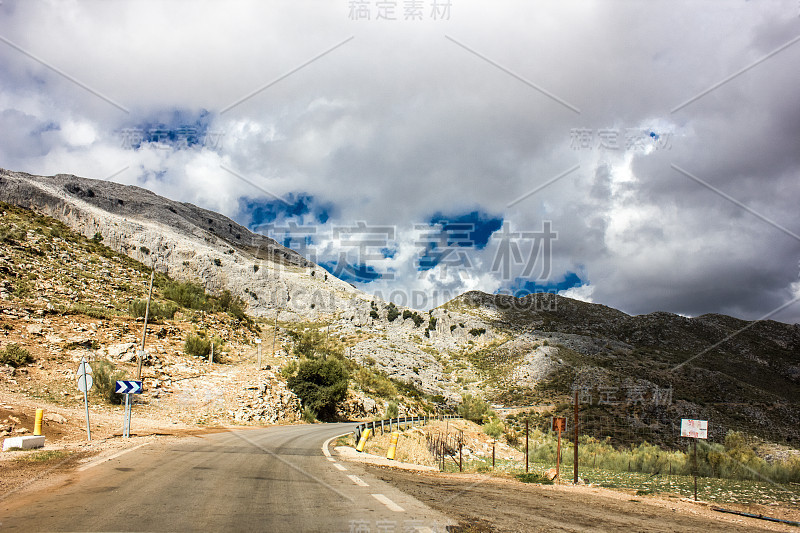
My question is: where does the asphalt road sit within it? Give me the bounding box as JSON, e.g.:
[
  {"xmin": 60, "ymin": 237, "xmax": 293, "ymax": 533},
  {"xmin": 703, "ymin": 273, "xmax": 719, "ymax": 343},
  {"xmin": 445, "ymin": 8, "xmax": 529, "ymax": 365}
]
[{"xmin": 0, "ymin": 424, "xmax": 453, "ymax": 532}]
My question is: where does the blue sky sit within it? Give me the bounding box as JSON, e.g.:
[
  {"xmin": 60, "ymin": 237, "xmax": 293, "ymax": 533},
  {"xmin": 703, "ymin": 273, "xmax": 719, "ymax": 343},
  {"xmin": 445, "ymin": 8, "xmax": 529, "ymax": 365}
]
[{"xmin": 0, "ymin": 0, "xmax": 798, "ymax": 320}]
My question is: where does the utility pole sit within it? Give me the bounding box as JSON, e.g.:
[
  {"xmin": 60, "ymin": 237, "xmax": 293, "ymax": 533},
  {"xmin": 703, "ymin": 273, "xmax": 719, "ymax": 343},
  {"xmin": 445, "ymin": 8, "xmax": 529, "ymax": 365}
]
[
  {"xmin": 272, "ymin": 309, "xmax": 280, "ymax": 356},
  {"xmin": 574, "ymin": 390, "xmax": 579, "ymax": 484},
  {"xmin": 525, "ymin": 417, "xmax": 529, "ymax": 473},
  {"xmin": 137, "ymin": 266, "xmax": 155, "ymax": 380}
]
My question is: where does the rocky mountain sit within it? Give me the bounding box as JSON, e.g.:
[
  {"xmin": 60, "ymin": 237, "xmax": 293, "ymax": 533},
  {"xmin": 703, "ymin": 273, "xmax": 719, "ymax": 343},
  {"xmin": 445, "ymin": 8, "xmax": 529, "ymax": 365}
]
[
  {"xmin": 0, "ymin": 168, "xmax": 364, "ymax": 318},
  {"xmin": 1, "ymin": 168, "xmax": 798, "ymax": 448}
]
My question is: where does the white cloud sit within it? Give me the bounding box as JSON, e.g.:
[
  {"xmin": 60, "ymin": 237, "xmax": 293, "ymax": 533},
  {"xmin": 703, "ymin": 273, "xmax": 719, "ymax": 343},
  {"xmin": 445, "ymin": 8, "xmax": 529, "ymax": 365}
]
[{"xmin": 1, "ymin": 0, "xmax": 799, "ymax": 323}]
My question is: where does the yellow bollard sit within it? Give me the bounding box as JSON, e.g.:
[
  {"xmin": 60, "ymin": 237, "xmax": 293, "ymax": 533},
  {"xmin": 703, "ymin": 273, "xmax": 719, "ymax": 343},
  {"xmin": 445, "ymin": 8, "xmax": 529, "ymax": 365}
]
[
  {"xmin": 386, "ymin": 431, "xmax": 399, "ymax": 460},
  {"xmin": 34, "ymin": 408, "xmax": 43, "ymax": 436},
  {"xmin": 356, "ymin": 428, "xmax": 372, "ymax": 452}
]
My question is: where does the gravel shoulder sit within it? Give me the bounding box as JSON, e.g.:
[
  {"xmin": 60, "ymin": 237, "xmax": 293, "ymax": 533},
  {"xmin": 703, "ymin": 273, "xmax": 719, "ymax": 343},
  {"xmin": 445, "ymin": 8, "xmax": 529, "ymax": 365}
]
[{"xmin": 363, "ymin": 465, "xmax": 800, "ymax": 533}]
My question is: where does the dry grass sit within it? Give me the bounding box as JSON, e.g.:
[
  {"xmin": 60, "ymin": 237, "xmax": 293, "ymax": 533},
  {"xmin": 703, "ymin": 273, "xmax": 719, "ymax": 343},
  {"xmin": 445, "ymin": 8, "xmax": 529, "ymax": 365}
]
[{"xmin": 362, "ymin": 424, "xmax": 438, "ymax": 466}]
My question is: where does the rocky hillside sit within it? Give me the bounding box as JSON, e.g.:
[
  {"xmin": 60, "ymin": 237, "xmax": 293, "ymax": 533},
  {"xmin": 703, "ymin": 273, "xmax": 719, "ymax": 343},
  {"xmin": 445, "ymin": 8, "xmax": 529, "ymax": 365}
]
[
  {"xmin": 0, "ymin": 168, "xmax": 364, "ymax": 318},
  {"xmin": 1, "ymin": 169, "xmax": 798, "ymax": 451},
  {"xmin": 441, "ymin": 291, "xmax": 800, "ymax": 446}
]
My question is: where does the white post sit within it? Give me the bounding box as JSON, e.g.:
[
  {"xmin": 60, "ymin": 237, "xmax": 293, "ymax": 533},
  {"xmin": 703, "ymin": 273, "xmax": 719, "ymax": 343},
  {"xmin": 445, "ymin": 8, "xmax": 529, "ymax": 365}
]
[
  {"xmin": 209, "ymin": 343, "xmax": 214, "ymax": 365},
  {"xmin": 123, "ymin": 393, "xmax": 130, "ymax": 438},
  {"xmin": 82, "ymin": 363, "xmax": 91, "ymax": 442},
  {"xmin": 257, "ymin": 341, "xmax": 262, "ymax": 369},
  {"xmin": 127, "ymin": 394, "xmax": 133, "ymax": 438}
]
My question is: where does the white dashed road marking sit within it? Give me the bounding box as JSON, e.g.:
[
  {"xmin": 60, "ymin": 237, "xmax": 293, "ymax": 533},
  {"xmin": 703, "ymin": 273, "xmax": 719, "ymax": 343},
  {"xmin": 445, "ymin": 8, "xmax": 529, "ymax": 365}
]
[
  {"xmin": 347, "ymin": 474, "xmax": 369, "ymax": 487},
  {"xmin": 334, "ymin": 463, "xmax": 347, "ymax": 471},
  {"xmin": 371, "ymin": 493, "xmax": 405, "ymax": 512}
]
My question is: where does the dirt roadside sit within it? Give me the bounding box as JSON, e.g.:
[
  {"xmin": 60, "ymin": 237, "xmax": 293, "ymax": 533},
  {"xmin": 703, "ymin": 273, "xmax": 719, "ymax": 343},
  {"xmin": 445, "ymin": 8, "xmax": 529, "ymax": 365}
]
[
  {"xmin": 362, "ymin": 466, "xmax": 800, "ymax": 533},
  {"xmin": 0, "ymin": 390, "xmax": 237, "ymax": 502}
]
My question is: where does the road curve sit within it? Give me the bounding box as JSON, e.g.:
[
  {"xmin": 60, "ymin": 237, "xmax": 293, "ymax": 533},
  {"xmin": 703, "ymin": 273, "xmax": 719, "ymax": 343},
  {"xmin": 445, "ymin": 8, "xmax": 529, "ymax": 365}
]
[{"xmin": 0, "ymin": 423, "xmax": 453, "ymax": 532}]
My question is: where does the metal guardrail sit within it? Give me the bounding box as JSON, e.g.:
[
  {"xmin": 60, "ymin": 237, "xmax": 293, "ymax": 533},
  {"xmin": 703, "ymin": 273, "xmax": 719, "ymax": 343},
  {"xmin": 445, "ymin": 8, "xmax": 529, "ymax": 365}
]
[{"xmin": 353, "ymin": 414, "xmax": 460, "ymax": 442}]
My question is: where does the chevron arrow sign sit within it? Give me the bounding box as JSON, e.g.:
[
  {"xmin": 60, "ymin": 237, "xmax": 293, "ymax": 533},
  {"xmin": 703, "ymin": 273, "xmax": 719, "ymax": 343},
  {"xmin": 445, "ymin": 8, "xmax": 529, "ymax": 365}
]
[{"xmin": 115, "ymin": 380, "xmax": 143, "ymax": 394}]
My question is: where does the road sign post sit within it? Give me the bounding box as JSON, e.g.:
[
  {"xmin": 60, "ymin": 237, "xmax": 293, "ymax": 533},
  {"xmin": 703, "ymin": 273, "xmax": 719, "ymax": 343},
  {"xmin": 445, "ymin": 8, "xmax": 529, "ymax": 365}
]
[
  {"xmin": 681, "ymin": 419, "xmax": 708, "ymax": 501},
  {"xmin": 76, "ymin": 358, "xmax": 93, "ymax": 441},
  {"xmin": 255, "ymin": 338, "xmax": 262, "ymax": 368},
  {"xmin": 116, "ymin": 380, "xmax": 143, "ymax": 438}
]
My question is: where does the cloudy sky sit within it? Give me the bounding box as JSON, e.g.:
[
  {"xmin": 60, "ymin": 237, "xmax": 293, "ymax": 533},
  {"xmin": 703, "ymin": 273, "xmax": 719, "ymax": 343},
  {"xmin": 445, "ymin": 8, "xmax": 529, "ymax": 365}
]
[{"xmin": 1, "ymin": 0, "xmax": 799, "ymax": 323}]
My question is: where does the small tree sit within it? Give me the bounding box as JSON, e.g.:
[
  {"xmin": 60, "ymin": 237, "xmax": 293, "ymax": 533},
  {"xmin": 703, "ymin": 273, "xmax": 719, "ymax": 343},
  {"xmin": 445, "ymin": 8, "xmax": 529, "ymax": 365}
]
[
  {"xmin": 92, "ymin": 360, "xmax": 125, "ymax": 405},
  {"xmin": 386, "ymin": 401, "xmax": 399, "ymax": 418},
  {"xmin": 458, "ymin": 393, "xmax": 490, "ymax": 424},
  {"xmin": 483, "ymin": 417, "xmax": 504, "ymax": 440},
  {"xmin": 0, "ymin": 343, "xmax": 33, "ymax": 367},
  {"xmin": 184, "ymin": 334, "xmax": 211, "ymax": 357},
  {"xmin": 288, "ymin": 358, "xmax": 349, "ymax": 422}
]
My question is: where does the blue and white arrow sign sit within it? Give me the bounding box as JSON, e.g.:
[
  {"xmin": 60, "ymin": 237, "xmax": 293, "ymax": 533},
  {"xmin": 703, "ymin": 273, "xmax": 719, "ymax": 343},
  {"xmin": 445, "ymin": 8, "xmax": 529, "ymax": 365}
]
[{"xmin": 115, "ymin": 380, "xmax": 143, "ymax": 394}]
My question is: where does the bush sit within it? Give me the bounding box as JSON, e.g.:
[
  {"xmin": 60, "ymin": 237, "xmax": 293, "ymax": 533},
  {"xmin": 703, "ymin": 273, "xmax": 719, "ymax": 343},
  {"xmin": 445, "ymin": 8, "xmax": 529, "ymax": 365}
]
[
  {"xmin": 469, "ymin": 328, "xmax": 486, "ymax": 336},
  {"xmin": 386, "ymin": 401, "xmax": 399, "ymax": 418},
  {"xmin": 288, "ymin": 358, "xmax": 349, "ymax": 422},
  {"xmin": 128, "ymin": 299, "xmax": 178, "ymax": 320},
  {"xmin": 354, "ymin": 367, "xmax": 398, "ymax": 398},
  {"xmin": 92, "ymin": 360, "xmax": 124, "ymax": 405},
  {"xmin": 483, "ymin": 417, "xmax": 504, "ymax": 440},
  {"xmin": 302, "ymin": 407, "xmax": 316, "ymax": 423},
  {"xmin": 458, "ymin": 393, "xmax": 490, "ymax": 424},
  {"xmin": 0, "ymin": 344, "xmax": 33, "ymax": 367},
  {"xmin": 280, "ymin": 360, "xmax": 298, "ymax": 379},
  {"xmin": 163, "ymin": 280, "xmax": 210, "ymax": 310},
  {"xmin": 386, "ymin": 303, "xmax": 400, "ymax": 322},
  {"xmin": 184, "ymin": 334, "xmax": 211, "ymax": 357}
]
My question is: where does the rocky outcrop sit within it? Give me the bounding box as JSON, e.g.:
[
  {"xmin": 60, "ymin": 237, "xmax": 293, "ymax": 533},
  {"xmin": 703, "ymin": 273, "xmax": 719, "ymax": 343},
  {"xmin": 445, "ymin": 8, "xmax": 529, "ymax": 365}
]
[{"xmin": 0, "ymin": 169, "xmax": 365, "ymax": 318}]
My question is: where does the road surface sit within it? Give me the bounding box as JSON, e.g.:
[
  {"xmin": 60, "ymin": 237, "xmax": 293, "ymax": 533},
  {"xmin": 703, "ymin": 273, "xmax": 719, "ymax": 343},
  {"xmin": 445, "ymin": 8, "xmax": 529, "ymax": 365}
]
[{"xmin": 0, "ymin": 424, "xmax": 452, "ymax": 532}]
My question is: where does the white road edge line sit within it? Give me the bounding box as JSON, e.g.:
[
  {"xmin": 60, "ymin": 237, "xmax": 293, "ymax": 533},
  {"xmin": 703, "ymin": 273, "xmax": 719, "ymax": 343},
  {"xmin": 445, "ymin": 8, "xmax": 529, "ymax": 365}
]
[
  {"xmin": 372, "ymin": 493, "xmax": 405, "ymax": 512},
  {"xmin": 326, "ymin": 457, "xmax": 336, "ymax": 462},
  {"xmin": 347, "ymin": 474, "xmax": 369, "ymax": 487},
  {"xmin": 322, "ymin": 431, "xmax": 352, "ymax": 458},
  {"xmin": 334, "ymin": 463, "xmax": 347, "ymax": 471},
  {"xmin": 78, "ymin": 442, "xmax": 151, "ymax": 471}
]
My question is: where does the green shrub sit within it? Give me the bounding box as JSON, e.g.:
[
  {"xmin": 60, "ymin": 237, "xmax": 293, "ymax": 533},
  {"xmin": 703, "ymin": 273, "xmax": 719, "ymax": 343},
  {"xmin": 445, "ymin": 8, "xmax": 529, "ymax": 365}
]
[
  {"xmin": 386, "ymin": 401, "xmax": 399, "ymax": 418},
  {"xmin": 458, "ymin": 393, "xmax": 490, "ymax": 424},
  {"xmin": 386, "ymin": 303, "xmax": 400, "ymax": 322},
  {"xmin": 288, "ymin": 358, "xmax": 349, "ymax": 422},
  {"xmin": 469, "ymin": 328, "xmax": 486, "ymax": 336},
  {"xmin": 280, "ymin": 360, "xmax": 298, "ymax": 379},
  {"xmin": 515, "ymin": 473, "xmax": 553, "ymax": 485},
  {"xmin": 483, "ymin": 417, "xmax": 504, "ymax": 440},
  {"xmin": 354, "ymin": 367, "xmax": 398, "ymax": 398},
  {"xmin": 184, "ymin": 334, "xmax": 211, "ymax": 357},
  {"xmin": 301, "ymin": 407, "xmax": 316, "ymax": 423},
  {"xmin": 162, "ymin": 280, "xmax": 210, "ymax": 310},
  {"xmin": 402, "ymin": 309, "xmax": 424, "ymax": 327},
  {"xmin": 0, "ymin": 344, "xmax": 33, "ymax": 367},
  {"xmin": 92, "ymin": 360, "xmax": 124, "ymax": 405},
  {"xmin": 128, "ymin": 299, "xmax": 178, "ymax": 320}
]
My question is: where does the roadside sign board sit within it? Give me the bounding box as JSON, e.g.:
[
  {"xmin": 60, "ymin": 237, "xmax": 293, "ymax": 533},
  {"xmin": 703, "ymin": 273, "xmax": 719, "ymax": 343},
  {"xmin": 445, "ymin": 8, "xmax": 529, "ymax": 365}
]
[
  {"xmin": 681, "ymin": 419, "xmax": 708, "ymax": 439},
  {"xmin": 552, "ymin": 417, "xmax": 566, "ymax": 432},
  {"xmin": 77, "ymin": 373, "xmax": 93, "ymax": 392},
  {"xmin": 77, "ymin": 361, "xmax": 92, "ymax": 377},
  {"xmin": 254, "ymin": 339, "xmax": 261, "ymax": 344},
  {"xmin": 115, "ymin": 380, "xmax": 143, "ymax": 394}
]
